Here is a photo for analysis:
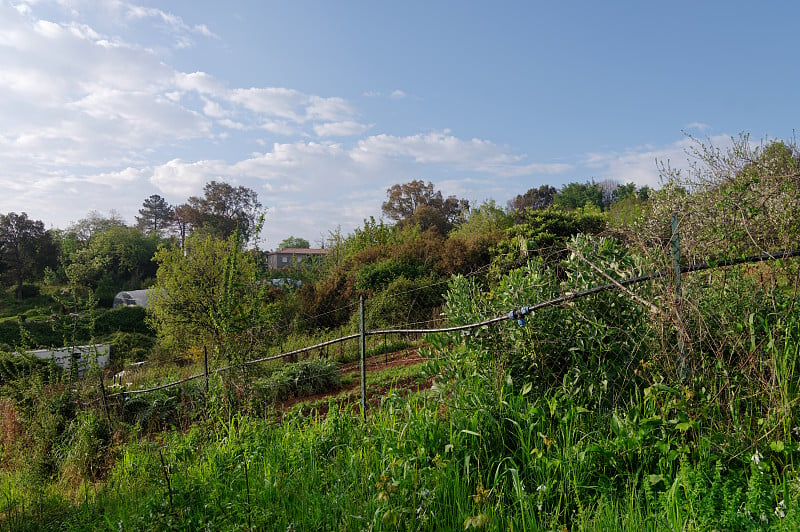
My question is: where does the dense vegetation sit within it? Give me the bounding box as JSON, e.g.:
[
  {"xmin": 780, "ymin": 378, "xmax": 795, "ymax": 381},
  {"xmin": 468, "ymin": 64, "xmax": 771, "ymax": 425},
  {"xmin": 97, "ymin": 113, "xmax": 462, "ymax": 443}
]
[{"xmin": 1, "ymin": 135, "xmax": 799, "ymax": 530}]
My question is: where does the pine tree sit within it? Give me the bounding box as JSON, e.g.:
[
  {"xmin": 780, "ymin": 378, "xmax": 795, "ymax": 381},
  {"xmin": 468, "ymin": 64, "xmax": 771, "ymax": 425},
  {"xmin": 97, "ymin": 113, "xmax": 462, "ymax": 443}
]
[{"xmin": 136, "ymin": 195, "xmax": 174, "ymax": 236}]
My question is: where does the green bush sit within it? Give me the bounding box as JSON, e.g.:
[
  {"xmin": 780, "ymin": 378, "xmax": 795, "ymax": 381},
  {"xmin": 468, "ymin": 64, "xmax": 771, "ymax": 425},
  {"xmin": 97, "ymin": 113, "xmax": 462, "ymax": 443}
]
[
  {"xmin": 0, "ymin": 351, "xmax": 54, "ymax": 386},
  {"xmin": 122, "ymin": 390, "xmax": 178, "ymax": 432},
  {"xmin": 107, "ymin": 331, "xmax": 155, "ymax": 367},
  {"xmin": 446, "ymin": 234, "xmax": 652, "ymax": 407},
  {"xmin": 254, "ymin": 358, "xmax": 341, "ymax": 403},
  {"xmin": 355, "ymin": 257, "xmax": 424, "ymax": 291},
  {"xmin": 95, "ymin": 306, "xmax": 153, "ymax": 337},
  {"xmin": 357, "ymin": 274, "xmax": 444, "ymax": 330},
  {"xmin": 62, "ymin": 410, "xmax": 112, "ymax": 483}
]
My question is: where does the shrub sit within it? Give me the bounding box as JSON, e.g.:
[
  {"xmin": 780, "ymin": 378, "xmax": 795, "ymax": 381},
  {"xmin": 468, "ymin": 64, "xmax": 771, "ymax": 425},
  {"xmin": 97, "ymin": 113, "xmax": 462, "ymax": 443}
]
[
  {"xmin": 107, "ymin": 332, "xmax": 155, "ymax": 367},
  {"xmin": 62, "ymin": 410, "xmax": 112, "ymax": 483},
  {"xmin": 357, "ymin": 274, "xmax": 444, "ymax": 330},
  {"xmin": 254, "ymin": 358, "xmax": 341, "ymax": 403},
  {"xmin": 0, "ymin": 351, "xmax": 53, "ymax": 386},
  {"xmin": 95, "ymin": 306, "xmax": 153, "ymax": 337}
]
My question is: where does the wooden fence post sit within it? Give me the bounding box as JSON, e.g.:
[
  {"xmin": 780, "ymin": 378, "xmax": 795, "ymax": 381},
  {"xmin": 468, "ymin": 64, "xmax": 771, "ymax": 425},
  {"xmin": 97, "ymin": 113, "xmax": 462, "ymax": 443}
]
[
  {"xmin": 203, "ymin": 345, "xmax": 209, "ymax": 394},
  {"xmin": 98, "ymin": 373, "xmax": 111, "ymax": 424}
]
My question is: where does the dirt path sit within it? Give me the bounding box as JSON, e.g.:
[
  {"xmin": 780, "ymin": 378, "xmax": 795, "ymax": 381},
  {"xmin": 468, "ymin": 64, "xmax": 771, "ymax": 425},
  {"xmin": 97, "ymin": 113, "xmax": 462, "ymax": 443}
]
[{"xmin": 274, "ymin": 347, "xmax": 433, "ymax": 416}]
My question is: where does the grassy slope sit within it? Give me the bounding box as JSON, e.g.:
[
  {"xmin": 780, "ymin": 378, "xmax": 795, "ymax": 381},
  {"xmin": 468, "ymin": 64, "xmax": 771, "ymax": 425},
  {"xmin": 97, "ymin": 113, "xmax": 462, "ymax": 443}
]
[{"xmin": 4, "ymin": 340, "xmax": 800, "ymax": 531}]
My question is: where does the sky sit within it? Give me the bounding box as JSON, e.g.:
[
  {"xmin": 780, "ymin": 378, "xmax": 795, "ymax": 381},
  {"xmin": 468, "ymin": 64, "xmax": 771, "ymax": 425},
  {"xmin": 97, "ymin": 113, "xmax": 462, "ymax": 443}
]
[{"xmin": 2, "ymin": 1, "xmax": 799, "ymax": 249}]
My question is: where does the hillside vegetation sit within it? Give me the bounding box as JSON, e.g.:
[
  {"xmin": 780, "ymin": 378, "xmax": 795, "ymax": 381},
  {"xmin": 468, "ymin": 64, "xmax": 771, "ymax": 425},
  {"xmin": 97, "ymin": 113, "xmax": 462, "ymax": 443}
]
[{"xmin": 1, "ymin": 135, "xmax": 799, "ymax": 530}]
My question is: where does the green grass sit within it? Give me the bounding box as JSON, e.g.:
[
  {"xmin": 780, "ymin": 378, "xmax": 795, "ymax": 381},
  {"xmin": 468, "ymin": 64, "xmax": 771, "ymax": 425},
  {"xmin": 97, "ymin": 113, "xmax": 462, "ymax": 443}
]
[
  {"xmin": 5, "ymin": 347, "xmax": 800, "ymax": 531},
  {"xmin": 2, "ymin": 264, "xmax": 799, "ymax": 530},
  {"xmin": 0, "ymin": 290, "xmax": 55, "ymax": 322}
]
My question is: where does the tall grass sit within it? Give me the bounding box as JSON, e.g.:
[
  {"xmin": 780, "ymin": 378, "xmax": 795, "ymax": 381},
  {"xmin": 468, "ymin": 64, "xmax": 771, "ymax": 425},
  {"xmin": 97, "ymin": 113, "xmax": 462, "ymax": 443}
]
[{"xmin": 2, "ymin": 243, "xmax": 799, "ymax": 530}]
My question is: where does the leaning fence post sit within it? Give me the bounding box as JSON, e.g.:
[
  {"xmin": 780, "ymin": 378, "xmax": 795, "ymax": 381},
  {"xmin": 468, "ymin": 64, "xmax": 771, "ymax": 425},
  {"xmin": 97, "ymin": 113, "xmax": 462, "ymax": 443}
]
[
  {"xmin": 98, "ymin": 373, "xmax": 111, "ymax": 424},
  {"xmin": 360, "ymin": 295, "xmax": 367, "ymax": 420},
  {"xmin": 203, "ymin": 345, "xmax": 209, "ymax": 394},
  {"xmin": 671, "ymin": 212, "xmax": 687, "ymax": 380}
]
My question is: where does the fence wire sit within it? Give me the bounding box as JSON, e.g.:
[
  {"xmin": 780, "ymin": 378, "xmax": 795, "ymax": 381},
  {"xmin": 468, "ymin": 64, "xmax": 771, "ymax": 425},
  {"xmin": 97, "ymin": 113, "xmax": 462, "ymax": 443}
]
[{"xmin": 104, "ymin": 247, "xmax": 800, "ymax": 400}]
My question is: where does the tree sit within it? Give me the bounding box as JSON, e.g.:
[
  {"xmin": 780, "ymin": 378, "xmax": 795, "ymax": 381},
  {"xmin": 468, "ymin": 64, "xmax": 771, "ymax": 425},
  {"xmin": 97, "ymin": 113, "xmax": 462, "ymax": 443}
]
[
  {"xmin": 67, "ymin": 211, "xmax": 127, "ymax": 243},
  {"xmin": 610, "ymin": 182, "xmax": 637, "ymax": 203},
  {"xmin": 0, "ymin": 212, "xmax": 57, "ymax": 299},
  {"xmin": 553, "ymin": 181, "xmax": 605, "ymax": 211},
  {"xmin": 450, "ymin": 199, "xmax": 513, "ymax": 237},
  {"xmin": 278, "ymin": 236, "xmax": 310, "ymax": 250},
  {"xmin": 381, "ymin": 180, "xmax": 469, "ymax": 233},
  {"xmin": 185, "ymin": 181, "xmax": 263, "ymax": 243},
  {"xmin": 491, "ymin": 206, "xmax": 607, "ymax": 271},
  {"xmin": 147, "ymin": 232, "xmax": 265, "ymax": 360},
  {"xmin": 62, "ymin": 225, "xmax": 159, "ymax": 305},
  {"xmin": 172, "ymin": 203, "xmax": 195, "ymax": 252},
  {"xmin": 640, "ymin": 135, "xmax": 800, "ymax": 261},
  {"xmin": 507, "ymin": 185, "xmax": 557, "ymax": 213},
  {"xmin": 136, "ymin": 194, "xmax": 173, "ymax": 236}
]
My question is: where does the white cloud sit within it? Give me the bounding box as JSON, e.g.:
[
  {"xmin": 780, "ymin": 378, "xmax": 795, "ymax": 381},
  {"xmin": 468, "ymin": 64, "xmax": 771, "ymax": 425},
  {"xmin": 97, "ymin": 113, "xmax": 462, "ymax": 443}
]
[
  {"xmin": 306, "ymin": 96, "xmax": 355, "ymax": 122},
  {"xmin": 582, "ymin": 134, "xmax": 732, "ymax": 187},
  {"xmin": 175, "ymin": 71, "xmax": 227, "ymax": 96},
  {"xmin": 229, "ymin": 87, "xmax": 306, "ymax": 120},
  {"xmin": 3, "ymin": 1, "xmax": 743, "ymax": 251},
  {"xmin": 80, "ymin": 166, "xmax": 149, "ymax": 186},
  {"xmin": 313, "ymin": 121, "xmax": 371, "ymax": 137},
  {"xmin": 150, "ymin": 158, "xmax": 223, "ymax": 196},
  {"xmin": 686, "ymin": 122, "xmax": 711, "ymax": 132},
  {"xmin": 354, "ymin": 131, "xmax": 572, "ymax": 176},
  {"xmin": 125, "ymin": 4, "xmax": 219, "ymax": 45},
  {"xmin": 202, "ymin": 98, "xmax": 227, "ymax": 119}
]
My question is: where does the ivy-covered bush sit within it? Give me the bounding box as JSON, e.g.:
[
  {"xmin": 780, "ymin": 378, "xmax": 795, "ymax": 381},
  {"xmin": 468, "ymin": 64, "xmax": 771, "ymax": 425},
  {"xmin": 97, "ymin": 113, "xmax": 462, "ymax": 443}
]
[{"xmin": 445, "ymin": 234, "xmax": 653, "ymax": 408}]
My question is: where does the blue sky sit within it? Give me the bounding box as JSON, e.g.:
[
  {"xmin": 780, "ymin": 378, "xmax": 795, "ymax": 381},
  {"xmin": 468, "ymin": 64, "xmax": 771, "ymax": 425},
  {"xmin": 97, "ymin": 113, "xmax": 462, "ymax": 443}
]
[{"xmin": 1, "ymin": 1, "xmax": 798, "ymax": 248}]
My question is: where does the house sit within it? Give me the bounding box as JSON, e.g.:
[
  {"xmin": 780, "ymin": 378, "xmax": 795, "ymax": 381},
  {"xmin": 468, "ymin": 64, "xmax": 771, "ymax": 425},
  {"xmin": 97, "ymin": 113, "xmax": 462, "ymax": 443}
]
[{"xmin": 266, "ymin": 248, "xmax": 329, "ymax": 270}]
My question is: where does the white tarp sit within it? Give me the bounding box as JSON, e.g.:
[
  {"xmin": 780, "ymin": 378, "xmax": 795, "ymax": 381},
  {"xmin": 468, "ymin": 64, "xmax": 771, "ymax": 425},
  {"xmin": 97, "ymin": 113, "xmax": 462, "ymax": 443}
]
[{"xmin": 27, "ymin": 344, "xmax": 110, "ymax": 374}]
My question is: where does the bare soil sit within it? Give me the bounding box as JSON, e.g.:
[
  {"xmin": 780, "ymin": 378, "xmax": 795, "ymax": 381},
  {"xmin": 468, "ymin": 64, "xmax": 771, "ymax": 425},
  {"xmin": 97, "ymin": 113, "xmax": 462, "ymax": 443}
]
[{"xmin": 274, "ymin": 347, "xmax": 433, "ymax": 417}]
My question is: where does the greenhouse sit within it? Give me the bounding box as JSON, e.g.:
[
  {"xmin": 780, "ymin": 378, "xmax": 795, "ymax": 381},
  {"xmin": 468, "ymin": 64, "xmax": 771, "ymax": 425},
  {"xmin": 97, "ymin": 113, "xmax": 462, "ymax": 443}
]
[{"xmin": 112, "ymin": 289, "xmax": 153, "ymax": 309}]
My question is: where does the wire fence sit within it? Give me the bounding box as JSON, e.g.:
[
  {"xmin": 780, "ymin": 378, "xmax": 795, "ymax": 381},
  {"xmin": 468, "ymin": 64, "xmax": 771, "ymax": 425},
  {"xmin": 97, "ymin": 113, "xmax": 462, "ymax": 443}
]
[{"xmin": 99, "ymin": 246, "xmax": 800, "ymax": 412}]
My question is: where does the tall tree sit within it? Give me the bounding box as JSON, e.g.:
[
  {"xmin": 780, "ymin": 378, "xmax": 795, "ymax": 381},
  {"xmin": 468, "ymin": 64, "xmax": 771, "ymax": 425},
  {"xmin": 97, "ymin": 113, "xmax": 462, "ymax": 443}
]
[
  {"xmin": 185, "ymin": 181, "xmax": 263, "ymax": 243},
  {"xmin": 136, "ymin": 194, "xmax": 174, "ymax": 235},
  {"xmin": 553, "ymin": 181, "xmax": 605, "ymax": 211},
  {"xmin": 507, "ymin": 185, "xmax": 557, "ymax": 213},
  {"xmin": 67, "ymin": 210, "xmax": 127, "ymax": 243},
  {"xmin": 0, "ymin": 212, "xmax": 57, "ymax": 299},
  {"xmin": 147, "ymin": 232, "xmax": 265, "ymax": 360},
  {"xmin": 278, "ymin": 236, "xmax": 310, "ymax": 250},
  {"xmin": 381, "ymin": 180, "xmax": 468, "ymax": 233}
]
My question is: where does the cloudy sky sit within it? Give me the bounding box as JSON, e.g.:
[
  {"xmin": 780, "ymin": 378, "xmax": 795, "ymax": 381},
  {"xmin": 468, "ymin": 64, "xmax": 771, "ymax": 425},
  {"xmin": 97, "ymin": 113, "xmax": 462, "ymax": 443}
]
[{"xmin": 2, "ymin": 1, "xmax": 799, "ymax": 248}]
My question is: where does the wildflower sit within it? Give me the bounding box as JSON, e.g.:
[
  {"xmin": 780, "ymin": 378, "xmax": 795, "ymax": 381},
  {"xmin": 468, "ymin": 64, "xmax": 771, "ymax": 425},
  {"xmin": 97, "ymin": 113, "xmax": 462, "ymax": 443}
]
[
  {"xmin": 536, "ymin": 484, "xmax": 547, "ymax": 492},
  {"xmin": 775, "ymin": 500, "xmax": 786, "ymax": 519},
  {"xmin": 751, "ymin": 451, "xmax": 763, "ymax": 465}
]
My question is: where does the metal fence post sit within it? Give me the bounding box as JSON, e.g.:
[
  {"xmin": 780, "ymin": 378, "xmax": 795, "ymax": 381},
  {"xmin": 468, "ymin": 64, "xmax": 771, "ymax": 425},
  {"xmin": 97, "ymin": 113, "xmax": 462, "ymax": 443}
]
[
  {"xmin": 204, "ymin": 345, "xmax": 209, "ymax": 394},
  {"xmin": 672, "ymin": 212, "xmax": 687, "ymax": 380},
  {"xmin": 360, "ymin": 295, "xmax": 366, "ymax": 420}
]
